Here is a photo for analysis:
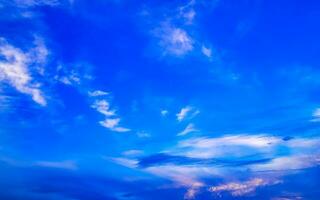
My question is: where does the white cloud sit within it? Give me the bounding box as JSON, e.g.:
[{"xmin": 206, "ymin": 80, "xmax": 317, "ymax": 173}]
[
  {"xmin": 161, "ymin": 109, "xmax": 169, "ymax": 116},
  {"xmin": 201, "ymin": 45, "xmax": 212, "ymax": 58},
  {"xmin": 91, "ymin": 100, "xmax": 116, "ymax": 117},
  {"xmin": 158, "ymin": 25, "xmax": 193, "ymax": 56},
  {"xmin": 177, "ymin": 123, "xmax": 198, "ymax": 136},
  {"xmin": 122, "ymin": 150, "xmax": 144, "ymax": 157},
  {"xmin": 178, "ymin": 0, "xmax": 196, "ymax": 25},
  {"xmin": 250, "ymin": 155, "xmax": 320, "ymax": 172},
  {"xmin": 176, "ymin": 106, "xmax": 199, "ymax": 121},
  {"xmin": 145, "ymin": 165, "xmax": 209, "ymax": 187},
  {"xmin": 209, "ymin": 178, "xmax": 281, "ymax": 197},
  {"xmin": 179, "ymin": 134, "xmax": 281, "ymax": 149},
  {"xmin": 0, "ymin": 38, "xmax": 47, "ymax": 106},
  {"xmin": 110, "ymin": 157, "xmax": 139, "ymax": 168},
  {"xmin": 54, "ymin": 62, "xmax": 93, "ymax": 87},
  {"xmin": 99, "ymin": 118, "xmax": 130, "ymax": 132},
  {"xmin": 56, "ymin": 70, "xmax": 80, "ymax": 85},
  {"xmin": 111, "ymin": 156, "xmax": 218, "ymax": 200},
  {"xmin": 88, "ymin": 90, "xmax": 109, "ymax": 97},
  {"xmin": 111, "ymin": 133, "xmax": 320, "ymax": 199},
  {"xmin": 312, "ymin": 108, "xmax": 320, "ymax": 122},
  {"xmin": 174, "ymin": 134, "xmax": 282, "ymax": 159},
  {"xmin": 90, "ymin": 95, "xmax": 130, "ymax": 133},
  {"xmin": 184, "ymin": 184, "xmax": 201, "ymax": 200},
  {"xmin": 182, "ymin": 9, "xmax": 196, "ymax": 24}
]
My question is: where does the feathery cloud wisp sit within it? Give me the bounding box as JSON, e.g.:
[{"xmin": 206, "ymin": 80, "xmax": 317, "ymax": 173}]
[
  {"xmin": 100, "ymin": 118, "xmax": 130, "ymax": 132},
  {"xmin": 92, "ymin": 100, "xmax": 116, "ymax": 117},
  {"xmin": 201, "ymin": 45, "xmax": 212, "ymax": 58},
  {"xmin": 157, "ymin": 25, "xmax": 193, "ymax": 56},
  {"xmin": 88, "ymin": 90, "xmax": 109, "ymax": 97},
  {"xmin": 209, "ymin": 178, "xmax": 281, "ymax": 197},
  {"xmin": 90, "ymin": 92, "xmax": 130, "ymax": 132},
  {"xmin": 177, "ymin": 123, "xmax": 198, "ymax": 136},
  {"xmin": 176, "ymin": 106, "xmax": 199, "ymax": 121},
  {"xmin": 0, "ymin": 38, "xmax": 47, "ymax": 106}
]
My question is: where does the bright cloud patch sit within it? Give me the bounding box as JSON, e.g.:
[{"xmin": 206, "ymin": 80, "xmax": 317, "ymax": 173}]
[
  {"xmin": 176, "ymin": 106, "xmax": 199, "ymax": 121},
  {"xmin": 177, "ymin": 123, "xmax": 198, "ymax": 136},
  {"xmin": 201, "ymin": 45, "xmax": 212, "ymax": 58},
  {"xmin": 157, "ymin": 25, "xmax": 193, "ymax": 56},
  {"xmin": 0, "ymin": 38, "xmax": 47, "ymax": 106},
  {"xmin": 111, "ymin": 133, "xmax": 320, "ymax": 199},
  {"xmin": 209, "ymin": 178, "xmax": 282, "ymax": 197},
  {"xmin": 90, "ymin": 92, "xmax": 130, "ymax": 132}
]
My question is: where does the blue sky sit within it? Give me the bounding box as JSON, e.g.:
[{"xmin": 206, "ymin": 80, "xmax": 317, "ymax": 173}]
[{"xmin": 0, "ymin": 0, "xmax": 320, "ymax": 199}]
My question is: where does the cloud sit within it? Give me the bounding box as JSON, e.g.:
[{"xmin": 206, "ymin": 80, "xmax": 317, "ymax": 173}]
[
  {"xmin": 201, "ymin": 45, "xmax": 212, "ymax": 58},
  {"xmin": 178, "ymin": 0, "xmax": 196, "ymax": 25},
  {"xmin": 161, "ymin": 109, "xmax": 169, "ymax": 116},
  {"xmin": 88, "ymin": 90, "xmax": 109, "ymax": 97},
  {"xmin": 54, "ymin": 63, "xmax": 93, "ymax": 87},
  {"xmin": 33, "ymin": 160, "xmax": 77, "ymax": 170},
  {"xmin": 0, "ymin": 38, "xmax": 47, "ymax": 106},
  {"xmin": 55, "ymin": 70, "xmax": 80, "ymax": 85},
  {"xmin": 90, "ymin": 93, "xmax": 130, "ymax": 132},
  {"xmin": 91, "ymin": 100, "xmax": 116, "ymax": 117},
  {"xmin": 158, "ymin": 25, "xmax": 193, "ymax": 56},
  {"xmin": 179, "ymin": 134, "xmax": 280, "ymax": 149},
  {"xmin": 209, "ymin": 178, "xmax": 281, "ymax": 197},
  {"xmin": 174, "ymin": 134, "xmax": 280, "ymax": 159},
  {"xmin": 250, "ymin": 155, "xmax": 320, "ymax": 172},
  {"xmin": 110, "ymin": 157, "xmax": 139, "ymax": 168},
  {"xmin": 100, "ymin": 118, "xmax": 130, "ymax": 132},
  {"xmin": 311, "ymin": 108, "xmax": 320, "ymax": 122},
  {"xmin": 147, "ymin": 0, "xmax": 219, "ymax": 59},
  {"xmin": 176, "ymin": 106, "xmax": 199, "ymax": 121},
  {"xmin": 184, "ymin": 184, "xmax": 201, "ymax": 200},
  {"xmin": 177, "ymin": 123, "xmax": 198, "ymax": 136},
  {"xmin": 122, "ymin": 150, "xmax": 144, "ymax": 157},
  {"xmin": 110, "ymin": 131, "xmax": 320, "ymax": 199}
]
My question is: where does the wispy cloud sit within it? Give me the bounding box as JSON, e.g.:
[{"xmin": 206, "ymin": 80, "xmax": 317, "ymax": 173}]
[
  {"xmin": 176, "ymin": 106, "xmax": 199, "ymax": 122},
  {"xmin": 148, "ymin": 0, "xmax": 218, "ymax": 59},
  {"xmin": 90, "ymin": 93, "xmax": 130, "ymax": 132},
  {"xmin": 250, "ymin": 155, "xmax": 320, "ymax": 172},
  {"xmin": 91, "ymin": 100, "xmax": 116, "ymax": 117},
  {"xmin": 161, "ymin": 109, "xmax": 169, "ymax": 116},
  {"xmin": 209, "ymin": 178, "xmax": 281, "ymax": 197},
  {"xmin": 0, "ymin": 38, "xmax": 47, "ymax": 106},
  {"xmin": 110, "ymin": 157, "xmax": 139, "ymax": 168},
  {"xmin": 174, "ymin": 134, "xmax": 320, "ymax": 160},
  {"xmin": 122, "ymin": 150, "xmax": 144, "ymax": 157},
  {"xmin": 100, "ymin": 118, "xmax": 130, "ymax": 132},
  {"xmin": 55, "ymin": 69, "xmax": 81, "ymax": 85},
  {"xmin": 311, "ymin": 108, "xmax": 320, "ymax": 122},
  {"xmin": 201, "ymin": 45, "xmax": 212, "ymax": 58},
  {"xmin": 177, "ymin": 123, "xmax": 198, "ymax": 136},
  {"xmin": 88, "ymin": 90, "xmax": 109, "ymax": 97},
  {"xmin": 157, "ymin": 24, "xmax": 193, "ymax": 56},
  {"xmin": 178, "ymin": 0, "xmax": 196, "ymax": 25},
  {"xmin": 54, "ymin": 63, "xmax": 92, "ymax": 87}
]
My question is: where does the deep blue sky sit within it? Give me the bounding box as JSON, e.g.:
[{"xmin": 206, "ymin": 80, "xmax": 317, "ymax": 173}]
[{"xmin": 0, "ymin": 0, "xmax": 320, "ymax": 199}]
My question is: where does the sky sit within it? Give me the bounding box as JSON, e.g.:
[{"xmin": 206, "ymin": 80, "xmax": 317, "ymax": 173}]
[{"xmin": 0, "ymin": 0, "xmax": 320, "ymax": 199}]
